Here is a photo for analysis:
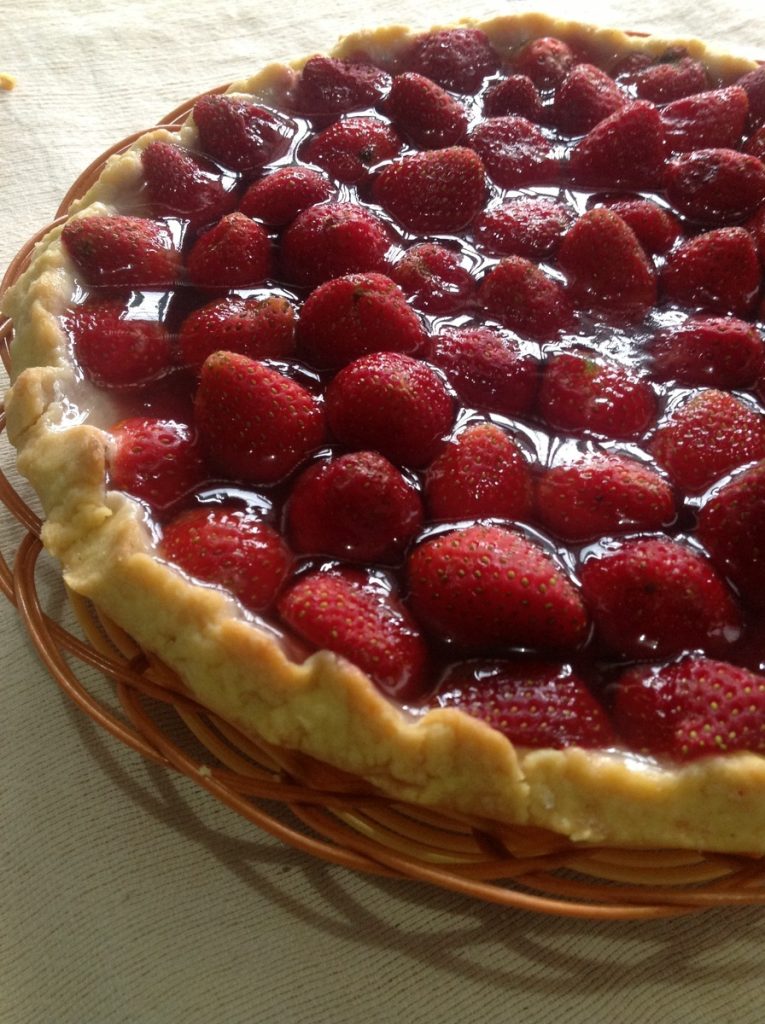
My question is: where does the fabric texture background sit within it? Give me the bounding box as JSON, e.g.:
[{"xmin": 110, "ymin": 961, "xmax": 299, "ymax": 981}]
[{"xmin": 2, "ymin": 2, "xmax": 764, "ymax": 1021}]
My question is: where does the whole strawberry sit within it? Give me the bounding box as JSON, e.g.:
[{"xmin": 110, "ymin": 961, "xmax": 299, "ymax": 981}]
[
  {"xmin": 141, "ymin": 140, "xmax": 236, "ymax": 228},
  {"xmin": 295, "ymin": 272, "xmax": 426, "ymax": 369},
  {"xmin": 661, "ymin": 227, "xmax": 761, "ymax": 316},
  {"xmin": 292, "ymin": 56, "xmax": 391, "ymax": 115},
  {"xmin": 553, "ymin": 63, "xmax": 625, "ymax": 134},
  {"xmin": 62, "ymin": 215, "xmax": 181, "ymax": 288},
  {"xmin": 178, "ymin": 295, "xmax": 295, "ymax": 370},
  {"xmin": 650, "ymin": 316, "xmax": 764, "ymax": 388},
  {"xmin": 278, "ymin": 568, "xmax": 429, "ymax": 700},
  {"xmin": 285, "ymin": 451, "xmax": 423, "ymax": 563},
  {"xmin": 63, "ymin": 299, "xmax": 174, "ymax": 387},
  {"xmin": 373, "ymin": 147, "xmax": 486, "ymax": 235},
  {"xmin": 424, "ymin": 422, "xmax": 533, "ymax": 523},
  {"xmin": 630, "ymin": 54, "xmax": 708, "ymax": 103},
  {"xmin": 482, "ymin": 74, "xmax": 543, "ymax": 121},
  {"xmin": 592, "ymin": 197, "xmax": 680, "ymax": 255},
  {"xmin": 568, "ymin": 101, "xmax": 667, "ymax": 189},
  {"xmin": 473, "ymin": 198, "xmax": 574, "ymax": 259},
  {"xmin": 186, "ymin": 212, "xmax": 272, "ymax": 287},
  {"xmin": 660, "ymin": 85, "xmax": 749, "ymax": 153},
  {"xmin": 664, "ymin": 148, "xmax": 765, "ymax": 223},
  {"xmin": 195, "ymin": 352, "xmax": 325, "ymax": 484},
  {"xmin": 238, "ymin": 166, "xmax": 335, "ymax": 225},
  {"xmin": 580, "ymin": 537, "xmax": 741, "ymax": 659},
  {"xmin": 478, "ymin": 257, "xmax": 575, "ymax": 340},
  {"xmin": 404, "ymin": 27, "xmax": 498, "ymax": 93},
  {"xmin": 513, "ymin": 36, "xmax": 575, "ymax": 89},
  {"xmin": 436, "ymin": 660, "xmax": 616, "ymax": 749},
  {"xmin": 407, "ymin": 523, "xmax": 589, "ymax": 650},
  {"xmin": 468, "ymin": 116, "xmax": 558, "ymax": 187},
  {"xmin": 303, "ymin": 116, "xmax": 402, "ymax": 184},
  {"xmin": 193, "ymin": 94, "xmax": 295, "ymax": 172},
  {"xmin": 390, "ymin": 243, "xmax": 474, "ymax": 313},
  {"xmin": 160, "ymin": 506, "xmax": 291, "ymax": 612},
  {"xmin": 612, "ymin": 657, "xmax": 765, "ymax": 760},
  {"xmin": 325, "ymin": 351, "xmax": 454, "ymax": 467},
  {"xmin": 384, "ymin": 72, "xmax": 468, "ymax": 149},
  {"xmin": 280, "ymin": 202, "xmax": 391, "ymax": 288}
]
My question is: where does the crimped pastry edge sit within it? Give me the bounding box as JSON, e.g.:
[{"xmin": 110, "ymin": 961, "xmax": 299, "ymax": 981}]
[{"xmin": 5, "ymin": 11, "xmax": 765, "ymax": 853}]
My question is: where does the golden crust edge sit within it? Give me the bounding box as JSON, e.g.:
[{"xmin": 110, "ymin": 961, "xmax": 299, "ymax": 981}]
[{"xmin": 5, "ymin": 11, "xmax": 765, "ymax": 853}]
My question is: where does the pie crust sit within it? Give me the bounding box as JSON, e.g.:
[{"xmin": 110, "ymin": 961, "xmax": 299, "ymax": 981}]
[{"xmin": 5, "ymin": 12, "xmax": 765, "ymax": 854}]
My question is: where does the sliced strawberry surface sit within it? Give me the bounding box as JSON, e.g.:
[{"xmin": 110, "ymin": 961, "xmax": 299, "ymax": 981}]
[
  {"xmin": 238, "ymin": 166, "xmax": 335, "ymax": 225},
  {"xmin": 303, "ymin": 116, "xmax": 402, "ymax": 184},
  {"xmin": 424, "ymin": 422, "xmax": 533, "ymax": 523},
  {"xmin": 697, "ymin": 460, "xmax": 765, "ymax": 608},
  {"xmin": 513, "ymin": 36, "xmax": 575, "ymax": 88},
  {"xmin": 553, "ymin": 63, "xmax": 625, "ymax": 134},
  {"xmin": 373, "ymin": 146, "xmax": 486, "ymax": 234},
  {"xmin": 650, "ymin": 316, "xmax": 764, "ymax": 388},
  {"xmin": 631, "ymin": 55, "xmax": 708, "ymax": 103},
  {"xmin": 62, "ymin": 215, "xmax": 181, "ymax": 288},
  {"xmin": 538, "ymin": 352, "xmax": 657, "ymax": 439},
  {"xmin": 63, "ymin": 299, "xmax": 174, "ymax": 388},
  {"xmin": 436, "ymin": 661, "xmax": 616, "ymax": 749},
  {"xmin": 193, "ymin": 94, "xmax": 295, "ymax": 172},
  {"xmin": 482, "ymin": 74, "xmax": 543, "ymax": 121},
  {"xmin": 390, "ymin": 243, "xmax": 474, "ymax": 313},
  {"xmin": 292, "ymin": 56, "xmax": 391, "ymax": 115},
  {"xmin": 580, "ymin": 537, "xmax": 741, "ymax": 660},
  {"xmin": 286, "ymin": 451, "xmax": 423, "ymax": 563},
  {"xmin": 280, "ymin": 202, "xmax": 391, "ymax": 287},
  {"xmin": 325, "ymin": 351, "xmax": 454, "ymax": 468},
  {"xmin": 661, "ymin": 227, "xmax": 761, "ymax": 316},
  {"xmin": 295, "ymin": 272, "xmax": 426, "ymax": 369},
  {"xmin": 160, "ymin": 506, "xmax": 291, "ymax": 612},
  {"xmin": 278, "ymin": 568, "xmax": 429, "ymax": 700},
  {"xmin": 591, "ymin": 197, "xmax": 680, "ymax": 255},
  {"xmin": 407, "ymin": 523, "xmax": 589, "ymax": 651},
  {"xmin": 430, "ymin": 325, "xmax": 539, "ymax": 417},
  {"xmin": 178, "ymin": 295, "xmax": 295, "ymax": 370},
  {"xmin": 473, "ymin": 198, "xmax": 574, "ymax": 259},
  {"xmin": 385, "ymin": 72, "xmax": 468, "ymax": 150},
  {"xmin": 664, "ymin": 148, "xmax": 765, "ymax": 224},
  {"xmin": 650, "ymin": 389, "xmax": 765, "ymax": 493},
  {"xmin": 141, "ymin": 140, "xmax": 236, "ymax": 229},
  {"xmin": 612, "ymin": 657, "xmax": 765, "ymax": 760},
  {"xmin": 469, "ymin": 116, "xmax": 558, "ymax": 188},
  {"xmin": 557, "ymin": 208, "xmax": 656, "ymax": 319},
  {"xmin": 660, "ymin": 86, "xmax": 749, "ymax": 153},
  {"xmin": 186, "ymin": 212, "xmax": 272, "ymax": 287},
  {"xmin": 195, "ymin": 352, "xmax": 325, "ymax": 484},
  {"xmin": 109, "ymin": 417, "xmax": 209, "ymax": 514},
  {"xmin": 479, "ymin": 257, "xmax": 575, "ymax": 340},
  {"xmin": 536, "ymin": 454, "xmax": 676, "ymax": 542},
  {"xmin": 568, "ymin": 101, "xmax": 667, "ymax": 189},
  {"xmin": 404, "ymin": 27, "xmax": 498, "ymax": 93}
]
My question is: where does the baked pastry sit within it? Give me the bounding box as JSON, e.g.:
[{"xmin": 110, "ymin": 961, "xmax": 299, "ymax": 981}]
[{"xmin": 5, "ymin": 13, "xmax": 765, "ymax": 854}]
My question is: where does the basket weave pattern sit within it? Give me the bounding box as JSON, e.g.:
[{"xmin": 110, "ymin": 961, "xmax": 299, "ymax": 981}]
[{"xmin": 3, "ymin": 94, "xmax": 765, "ymax": 921}]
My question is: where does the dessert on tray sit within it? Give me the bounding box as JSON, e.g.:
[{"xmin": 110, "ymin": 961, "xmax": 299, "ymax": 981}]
[{"xmin": 5, "ymin": 13, "xmax": 765, "ymax": 853}]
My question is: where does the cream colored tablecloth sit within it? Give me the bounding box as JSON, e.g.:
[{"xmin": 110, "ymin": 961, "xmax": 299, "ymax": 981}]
[{"xmin": 3, "ymin": 2, "xmax": 765, "ymax": 1021}]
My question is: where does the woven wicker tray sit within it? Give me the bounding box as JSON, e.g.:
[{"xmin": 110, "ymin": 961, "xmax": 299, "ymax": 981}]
[{"xmin": 3, "ymin": 91, "xmax": 765, "ymax": 922}]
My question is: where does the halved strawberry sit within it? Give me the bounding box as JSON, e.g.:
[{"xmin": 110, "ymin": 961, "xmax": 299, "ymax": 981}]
[
  {"xmin": 661, "ymin": 227, "xmax": 761, "ymax": 316},
  {"xmin": 160, "ymin": 506, "xmax": 291, "ymax": 612},
  {"xmin": 238, "ymin": 166, "xmax": 336, "ymax": 225},
  {"xmin": 141, "ymin": 140, "xmax": 236, "ymax": 228},
  {"xmin": 325, "ymin": 351, "xmax": 453, "ymax": 468},
  {"xmin": 553, "ymin": 63, "xmax": 625, "ymax": 134},
  {"xmin": 390, "ymin": 243, "xmax": 474, "ymax": 313},
  {"xmin": 277, "ymin": 568, "xmax": 429, "ymax": 700},
  {"xmin": 660, "ymin": 85, "xmax": 749, "ymax": 153},
  {"xmin": 513, "ymin": 36, "xmax": 575, "ymax": 88},
  {"xmin": 280, "ymin": 202, "xmax": 391, "ymax": 287},
  {"xmin": 63, "ymin": 299, "xmax": 174, "ymax": 387},
  {"xmin": 664, "ymin": 148, "xmax": 765, "ymax": 223},
  {"xmin": 292, "ymin": 56, "xmax": 391, "ymax": 115},
  {"xmin": 650, "ymin": 390, "xmax": 765, "ymax": 493},
  {"xmin": 650, "ymin": 316, "xmax": 764, "ymax": 388},
  {"xmin": 538, "ymin": 352, "xmax": 657, "ymax": 439},
  {"xmin": 407, "ymin": 523, "xmax": 589, "ymax": 651},
  {"xmin": 62, "ymin": 215, "xmax": 181, "ymax": 288},
  {"xmin": 404, "ymin": 27, "xmax": 498, "ymax": 93},
  {"xmin": 373, "ymin": 146, "xmax": 486, "ymax": 234},
  {"xmin": 430, "ymin": 325, "xmax": 539, "ymax": 417},
  {"xmin": 479, "ymin": 257, "xmax": 575, "ymax": 340},
  {"xmin": 591, "ymin": 197, "xmax": 680, "ymax": 255},
  {"xmin": 295, "ymin": 272, "xmax": 426, "ymax": 369},
  {"xmin": 424, "ymin": 422, "xmax": 533, "ymax": 523},
  {"xmin": 482, "ymin": 74, "xmax": 543, "ymax": 122},
  {"xmin": 178, "ymin": 295, "xmax": 295, "ymax": 370},
  {"xmin": 612, "ymin": 657, "xmax": 765, "ymax": 759},
  {"xmin": 697, "ymin": 460, "xmax": 765, "ymax": 608},
  {"xmin": 631, "ymin": 55, "xmax": 708, "ymax": 103},
  {"xmin": 303, "ymin": 116, "xmax": 402, "ymax": 184},
  {"xmin": 186, "ymin": 212, "xmax": 272, "ymax": 287},
  {"xmin": 535, "ymin": 454, "xmax": 676, "ymax": 541},
  {"xmin": 384, "ymin": 72, "xmax": 468, "ymax": 149},
  {"xmin": 568, "ymin": 101, "xmax": 667, "ymax": 189},
  {"xmin": 436, "ymin": 660, "xmax": 616, "ymax": 749},
  {"xmin": 473, "ymin": 197, "xmax": 574, "ymax": 259},
  {"xmin": 468, "ymin": 116, "xmax": 558, "ymax": 187},
  {"xmin": 580, "ymin": 537, "xmax": 741, "ymax": 659},
  {"xmin": 557, "ymin": 208, "xmax": 656, "ymax": 319},
  {"xmin": 109, "ymin": 417, "xmax": 209, "ymax": 513},
  {"xmin": 195, "ymin": 352, "xmax": 325, "ymax": 484},
  {"xmin": 285, "ymin": 451, "xmax": 423, "ymax": 563},
  {"xmin": 193, "ymin": 94, "xmax": 295, "ymax": 172}
]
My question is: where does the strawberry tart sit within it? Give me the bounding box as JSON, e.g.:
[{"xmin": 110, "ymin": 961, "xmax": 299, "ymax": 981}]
[{"xmin": 5, "ymin": 13, "xmax": 765, "ymax": 853}]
